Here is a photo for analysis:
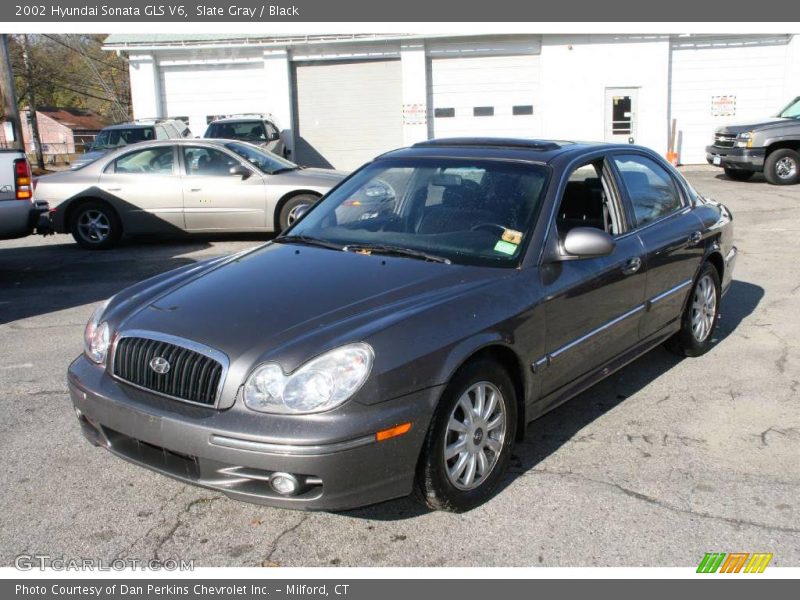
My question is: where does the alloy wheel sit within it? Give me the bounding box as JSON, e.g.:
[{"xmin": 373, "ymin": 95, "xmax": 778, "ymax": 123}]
[
  {"xmin": 443, "ymin": 381, "xmax": 507, "ymax": 491},
  {"xmin": 775, "ymin": 156, "xmax": 798, "ymax": 180},
  {"xmin": 286, "ymin": 203, "xmax": 310, "ymax": 226},
  {"xmin": 691, "ymin": 274, "xmax": 717, "ymax": 343},
  {"xmin": 77, "ymin": 210, "xmax": 111, "ymax": 244}
]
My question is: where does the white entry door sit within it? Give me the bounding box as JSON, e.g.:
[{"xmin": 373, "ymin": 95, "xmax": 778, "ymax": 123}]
[{"xmin": 605, "ymin": 88, "xmax": 639, "ymax": 144}]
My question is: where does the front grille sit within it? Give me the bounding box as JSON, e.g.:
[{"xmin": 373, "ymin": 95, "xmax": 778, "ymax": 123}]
[
  {"xmin": 714, "ymin": 133, "xmax": 736, "ymax": 148},
  {"xmin": 112, "ymin": 336, "xmax": 224, "ymax": 406}
]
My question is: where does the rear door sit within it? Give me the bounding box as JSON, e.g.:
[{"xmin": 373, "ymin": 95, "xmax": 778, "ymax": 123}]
[
  {"xmin": 179, "ymin": 145, "xmax": 267, "ymax": 231},
  {"xmin": 610, "ymin": 152, "xmax": 705, "ymax": 340},
  {"xmin": 98, "ymin": 145, "xmax": 185, "ymax": 233},
  {"xmin": 539, "ymin": 156, "xmax": 647, "ymax": 400}
]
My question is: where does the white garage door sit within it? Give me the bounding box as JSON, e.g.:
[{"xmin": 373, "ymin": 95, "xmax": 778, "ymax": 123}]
[
  {"xmin": 160, "ymin": 63, "xmax": 269, "ymax": 136},
  {"xmin": 293, "ymin": 60, "xmax": 403, "ymax": 170},
  {"xmin": 670, "ymin": 36, "xmax": 793, "ymax": 164},
  {"xmin": 430, "ymin": 55, "xmax": 542, "ymax": 139}
]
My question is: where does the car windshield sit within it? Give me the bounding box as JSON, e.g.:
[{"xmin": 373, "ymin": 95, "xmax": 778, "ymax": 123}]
[
  {"xmin": 90, "ymin": 127, "xmax": 154, "ymax": 150},
  {"xmin": 224, "ymin": 142, "xmax": 298, "ymax": 174},
  {"xmin": 777, "ymin": 97, "xmax": 800, "ymax": 119},
  {"xmin": 281, "ymin": 158, "xmax": 549, "ymax": 267},
  {"xmin": 207, "ymin": 121, "xmax": 268, "ymax": 142}
]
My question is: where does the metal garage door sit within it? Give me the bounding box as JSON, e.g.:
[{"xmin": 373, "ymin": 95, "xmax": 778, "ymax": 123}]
[
  {"xmin": 160, "ymin": 63, "xmax": 269, "ymax": 136},
  {"xmin": 670, "ymin": 36, "xmax": 793, "ymax": 164},
  {"xmin": 430, "ymin": 55, "xmax": 541, "ymax": 139},
  {"xmin": 293, "ymin": 60, "xmax": 403, "ymax": 170}
]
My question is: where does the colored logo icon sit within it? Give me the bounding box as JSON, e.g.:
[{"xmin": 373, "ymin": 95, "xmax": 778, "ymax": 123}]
[{"xmin": 697, "ymin": 552, "xmax": 773, "ymax": 573}]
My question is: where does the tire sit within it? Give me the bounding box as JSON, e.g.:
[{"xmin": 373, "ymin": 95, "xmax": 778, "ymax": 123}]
[
  {"xmin": 70, "ymin": 201, "xmax": 122, "ymax": 250},
  {"xmin": 278, "ymin": 194, "xmax": 318, "ymax": 231},
  {"xmin": 415, "ymin": 358, "xmax": 517, "ymax": 512},
  {"xmin": 764, "ymin": 148, "xmax": 800, "ymax": 185},
  {"xmin": 723, "ymin": 167, "xmax": 754, "ymax": 182},
  {"xmin": 666, "ymin": 262, "xmax": 721, "ymax": 357}
]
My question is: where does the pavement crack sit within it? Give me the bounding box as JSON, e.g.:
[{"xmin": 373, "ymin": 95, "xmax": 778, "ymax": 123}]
[
  {"xmin": 152, "ymin": 495, "xmax": 223, "ymax": 561},
  {"xmin": 515, "ymin": 468, "xmax": 800, "ymax": 535},
  {"xmin": 262, "ymin": 514, "xmax": 311, "ymax": 566}
]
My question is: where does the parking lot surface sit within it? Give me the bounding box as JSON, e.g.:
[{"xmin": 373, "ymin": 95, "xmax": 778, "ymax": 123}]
[{"xmin": 1, "ymin": 167, "xmax": 798, "ymax": 567}]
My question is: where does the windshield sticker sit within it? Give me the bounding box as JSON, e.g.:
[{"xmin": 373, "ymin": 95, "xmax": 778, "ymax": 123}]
[
  {"xmin": 501, "ymin": 229, "xmax": 523, "ymax": 245},
  {"xmin": 493, "ymin": 240, "xmax": 518, "ymax": 256}
]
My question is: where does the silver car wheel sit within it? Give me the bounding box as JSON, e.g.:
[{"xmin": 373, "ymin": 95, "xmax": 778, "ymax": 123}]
[
  {"xmin": 775, "ymin": 156, "xmax": 798, "ymax": 180},
  {"xmin": 444, "ymin": 381, "xmax": 507, "ymax": 491},
  {"xmin": 691, "ymin": 274, "xmax": 717, "ymax": 343},
  {"xmin": 77, "ymin": 210, "xmax": 111, "ymax": 244},
  {"xmin": 287, "ymin": 203, "xmax": 310, "ymax": 226}
]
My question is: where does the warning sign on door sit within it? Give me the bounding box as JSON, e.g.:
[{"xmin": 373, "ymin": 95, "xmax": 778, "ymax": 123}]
[{"xmin": 711, "ymin": 95, "xmax": 736, "ymax": 117}]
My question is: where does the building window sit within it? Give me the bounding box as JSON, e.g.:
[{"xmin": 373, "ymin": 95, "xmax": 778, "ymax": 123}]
[
  {"xmin": 513, "ymin": 105, "xmax": 534, "ymax": 116},
  {"xmin": 434, "ymin": 108, "xmax": 455, "ymax": 118},
  {"xmin": 473, "ymin": 107, "xmax": 494, "ymax": 117}
]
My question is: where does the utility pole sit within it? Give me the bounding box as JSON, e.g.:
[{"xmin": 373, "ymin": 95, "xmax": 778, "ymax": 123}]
[
  {"xmin": 0, "ymin": 34, "xmax": 24, "ymax": 151},
  {"xmin": 22, "ymin": 35, "xmax": 44, "ymax": 169}
]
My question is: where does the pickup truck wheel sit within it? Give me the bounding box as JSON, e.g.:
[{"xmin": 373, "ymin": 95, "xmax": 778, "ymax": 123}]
[
  {"xmin": 723, "ymin": 167, "xmax": 754, "ymax": 182},
  {"xmin": 764, "ymin": 148, "xmax": 800, "ymax": 185},
  {"xmin": 415, "ymin": 358, "xmax": 517, "ymax": 512},
  {"xmin": 70, "ymin": 202, "xmax": 122, "ymax": 250}
]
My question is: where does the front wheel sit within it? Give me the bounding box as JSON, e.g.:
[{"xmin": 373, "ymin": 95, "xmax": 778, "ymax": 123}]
[
  {"xmin": 415, "ymin": 359, "xmax": 517, "ymax": 512},
  {"xmin": 278, "ymin": 194, "xmax": 318, "ymax": 231},
  {"xmin": 723, "ymin": 167, "xmax": 754, "ymax": 182},
  {"xmin": 666, "ymin": 262, "xmax": 721, "ymax": 357},
  {"xmin": 764, "ymin": 148, "xmax": 800, "ymax": 185}
]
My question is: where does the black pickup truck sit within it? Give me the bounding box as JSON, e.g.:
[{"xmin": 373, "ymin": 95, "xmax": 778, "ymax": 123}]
[{"xmin": 706, "ymin": 96, "xmax": 800, "ymax": 185}]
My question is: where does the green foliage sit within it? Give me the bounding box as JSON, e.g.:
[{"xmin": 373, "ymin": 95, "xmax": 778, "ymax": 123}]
[{"xmin": 8, "ymin": 34, "xmax": 130, "ymax": 122}]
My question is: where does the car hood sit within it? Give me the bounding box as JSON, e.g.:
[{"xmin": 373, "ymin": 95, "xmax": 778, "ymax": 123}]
[
  {"xmin": 270, "ymin": 167, "xmax": 349, "ymax": 186},
  {"xmin": 116, "ymin": 242, "xmax": 507, "ymax": 370},
  {"xmin": 716, "ymin": 117, "xmax": 795, "ymax": 135}
]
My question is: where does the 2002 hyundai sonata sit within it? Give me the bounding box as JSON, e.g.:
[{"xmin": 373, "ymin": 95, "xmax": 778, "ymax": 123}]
[{"xmin": 69, "ymin": 138, "xmax": 736, "ymax": 512}]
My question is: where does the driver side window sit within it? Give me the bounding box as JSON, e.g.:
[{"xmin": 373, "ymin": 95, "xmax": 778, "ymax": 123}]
[
  {"xmin": 556, "ymin": 160, "xmax": 622, "ymax": 238},
  {"xmin": 183, "ymin": 147, "xmax": 238, "ymax": 177}
]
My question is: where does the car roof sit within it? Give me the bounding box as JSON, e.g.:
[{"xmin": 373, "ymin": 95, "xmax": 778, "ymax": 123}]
[
  {"xmin": 378, "ymin": 138, "xmax": 641, "ymax": 165},
  {"xmin": 103, "ymin": 120, "xmax": 184, "ymax": 130},
  {"xmin": 208, "ymin": 117, "xmax": 270, "ymax": 124}
]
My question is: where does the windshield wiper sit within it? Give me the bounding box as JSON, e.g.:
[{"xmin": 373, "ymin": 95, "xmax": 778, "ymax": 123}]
[
  {"xmin": 342, "ymin": 243, "xmax": 451, "ymax": 264},
  {"xmin": 270, "ymin": 166, "xmax": 300, "ymax": 175},
  {"xmin": 275, "ymin": 234, "xmax": 344, "ymax": 251}
]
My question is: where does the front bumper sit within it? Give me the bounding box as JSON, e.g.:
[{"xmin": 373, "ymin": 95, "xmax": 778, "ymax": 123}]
[
  {"xmin": 68, "ymin": 356, "xmax": 440, "ymax": 511},
  {"xmin": 705, "ymin": 146, "xmax": 766, "ymax": 172}
]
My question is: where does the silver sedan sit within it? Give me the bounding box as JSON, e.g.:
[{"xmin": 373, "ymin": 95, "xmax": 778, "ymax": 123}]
[{"xmin": 35, "ymin": 139, "xmax": 347, "ymax": 249}]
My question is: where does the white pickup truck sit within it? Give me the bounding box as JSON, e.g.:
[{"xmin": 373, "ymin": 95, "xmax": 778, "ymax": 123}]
[{"xmin": 0, "ymin": 149, "xmax": 50, "ymax": 240}]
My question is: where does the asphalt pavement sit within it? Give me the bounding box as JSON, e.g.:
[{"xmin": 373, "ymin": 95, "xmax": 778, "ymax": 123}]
[{"xmin": 0, "ymin": 167, "xmax": 798, "ymax": 567}]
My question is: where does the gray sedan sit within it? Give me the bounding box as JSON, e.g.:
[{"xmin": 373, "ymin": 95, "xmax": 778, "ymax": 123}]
[{"xmin": 35, "ymin": 139, "xmax": 346, "ymax": 249}]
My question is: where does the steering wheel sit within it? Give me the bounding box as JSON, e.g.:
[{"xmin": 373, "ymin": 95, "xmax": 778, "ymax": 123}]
[{"xmin": 470, "ymin": 223, "xmax": 508, "ymax": 235}]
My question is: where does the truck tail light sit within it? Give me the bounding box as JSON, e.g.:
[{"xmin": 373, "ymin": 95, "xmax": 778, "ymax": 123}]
[{"xmin": 13, "ymin": 158, "xmax": 32, "ymax": 200}]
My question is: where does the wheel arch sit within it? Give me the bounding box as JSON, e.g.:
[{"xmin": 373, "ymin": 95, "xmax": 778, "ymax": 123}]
[
  {"xmin": 62, "ymin": 196, "xmax": 123, "ymax": 235},
  {"xmin": 273, "ymin": 189, "xmax": 322, "ymax": 231},
  {"xmin": 439, "ymin": 340, "xmax": 529, "ymax": 442},
  {"xmin": 765, "ymin": 140, "xmax": 800, "ymax": 157}
]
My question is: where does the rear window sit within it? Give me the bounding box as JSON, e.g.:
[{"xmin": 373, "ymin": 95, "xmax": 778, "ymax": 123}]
[
  {"xmin": 91, "ymin": 127, "xmax": 155, "ymax": 150},
  {"xmin": 205, "ymin": 121, "xmax": 268, "ymax": 143}
]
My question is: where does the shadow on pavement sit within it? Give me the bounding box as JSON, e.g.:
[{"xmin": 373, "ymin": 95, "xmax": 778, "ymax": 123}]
[{"xmin": 344, "ymin": 279, "xmax": 764, "ymax": 521}]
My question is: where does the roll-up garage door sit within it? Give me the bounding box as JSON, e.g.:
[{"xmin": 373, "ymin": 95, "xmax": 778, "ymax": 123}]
[
  {"xmin": 670, "ymin": 36, "xmax": 792, "ymax": 164},
  {"xmin": 430, "ymin": 54, "xmax": 541, "ymax": 139},
  {"xmin": 160, "ymin": 62, "xmax": 269, "ymax": 135},
  {"xmin": 293, "ymin": 59, "xmax": 403, "ymax": 170}
]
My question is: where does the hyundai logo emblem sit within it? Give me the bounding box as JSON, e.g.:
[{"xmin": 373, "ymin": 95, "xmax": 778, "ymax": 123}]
[{"xmin": 149, "ymin": 356, "xmax": 171, "ymax": 374}]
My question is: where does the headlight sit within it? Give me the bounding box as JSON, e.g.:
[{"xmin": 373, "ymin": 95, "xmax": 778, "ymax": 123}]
[
  {"xmin": 736, "ymin": 131, "xmax": 754, "ymax": 148},
  {"xmin": 84, "ymin": 300, "xmax": 111, "ymax": 364},
  {"xmin": 243, "ymin": 343, "xmax": 374, "ymax": 414}
]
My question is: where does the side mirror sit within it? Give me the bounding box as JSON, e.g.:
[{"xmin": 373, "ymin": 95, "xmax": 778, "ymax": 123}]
[
  {"xmin": 229, "ymin": 164, "xmax": 251, "ymax": 179},
  {"xmin": 562, "ymin": 227, "xmax": 615, "ymax": 258}
]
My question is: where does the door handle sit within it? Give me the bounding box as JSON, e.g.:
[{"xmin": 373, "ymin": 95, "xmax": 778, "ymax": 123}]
[
  {"xmin": 687, "ymin": 231, "xmax": 702, "ymax": 246},
  {"xmin": 621, "ymin": 257, "xmax": 642, "ymax": 275}
]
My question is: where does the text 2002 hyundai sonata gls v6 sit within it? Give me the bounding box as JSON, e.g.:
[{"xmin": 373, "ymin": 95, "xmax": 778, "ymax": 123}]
[{"xmin": 69, "ymin": 138, "xmax": 736, "ymax": 512}]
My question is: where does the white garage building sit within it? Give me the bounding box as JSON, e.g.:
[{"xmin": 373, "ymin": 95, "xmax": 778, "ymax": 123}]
[{"xmin": 104, "ymin": 33, "xmax": 800, "ymax": 169}]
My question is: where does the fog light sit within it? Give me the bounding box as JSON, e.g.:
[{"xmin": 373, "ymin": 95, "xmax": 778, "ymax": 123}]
[{"xmin": 270, "ymin": 472, "xmax": 300, "ymax": 496}]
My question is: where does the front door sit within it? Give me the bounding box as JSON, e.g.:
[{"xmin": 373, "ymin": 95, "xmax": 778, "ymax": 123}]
[
  {"xmin": 605, "ymin": 88, "xmax": 639, "ymax": 144},
  {"xmin": 180, "ymin": 146, "xmax": 267, "ymax": 231},
  {"xmin": 539, "ymin": 157, "xmax": 647, "ymax": 401}
]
